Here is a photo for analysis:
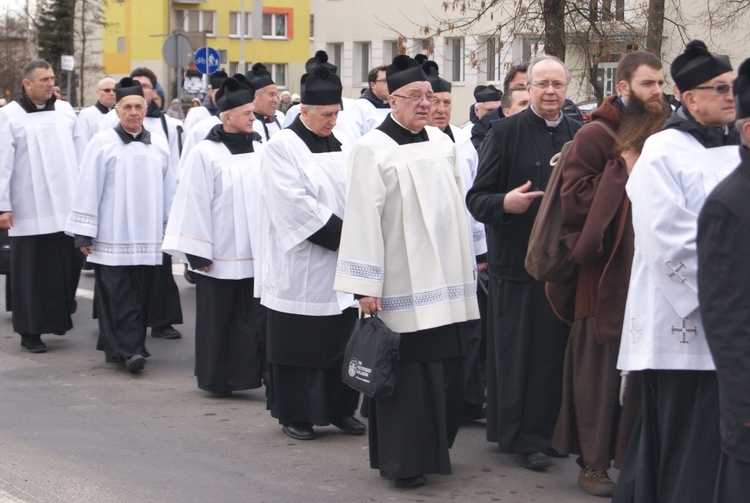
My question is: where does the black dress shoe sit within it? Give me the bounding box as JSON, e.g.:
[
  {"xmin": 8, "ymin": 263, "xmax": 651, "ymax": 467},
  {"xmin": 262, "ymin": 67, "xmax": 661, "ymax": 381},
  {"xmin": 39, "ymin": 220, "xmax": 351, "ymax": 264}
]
[
  {"xmin": 394, "ymin": 475, "xmax": 426, "ymax": 488},
  {"xmin": 330, "ymin": 415, "xmax": 366, "ymax": 435},
  {"xmin": 125, "ymin": 355, "xmax": 147, "ymax": 374},
  {"xmin": 151, "ymin": 325, "xmax": 182, "ymax": 339},
  {"xmin": 208, "ymin": 389, "xmax": 232, "ymax": 398},
  {"xmin": 20, "ymin": 334, "xmax": 47, "ymax": 353},
  {"xmin": 183, "ymin": 264, "xmax": 196, "ymax": 285},
  {"xmin": 517, "ymin": 452, "xmax": 551, "ymax": 470},
  {"xmin": 282, "ymin": 423, "xmax": 316, "ymax": 440}
]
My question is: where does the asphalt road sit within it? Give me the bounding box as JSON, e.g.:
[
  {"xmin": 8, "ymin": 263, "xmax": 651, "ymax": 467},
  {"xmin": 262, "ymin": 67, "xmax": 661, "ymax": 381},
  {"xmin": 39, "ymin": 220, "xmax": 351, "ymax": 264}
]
[{"xmin": 0, "ymin": 268, "xmax": 609, "ymax": 503}]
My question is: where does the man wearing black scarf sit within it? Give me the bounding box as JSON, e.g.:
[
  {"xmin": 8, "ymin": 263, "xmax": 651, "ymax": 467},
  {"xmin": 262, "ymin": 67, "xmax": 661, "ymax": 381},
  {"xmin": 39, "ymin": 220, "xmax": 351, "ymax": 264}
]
[
  {"xmin": 0, "ymin": 59, "xmax": 83, "ymax": 354},
  {"xmin": 163, "ymin": 77, "xmax": 268, "ymax": 397}
]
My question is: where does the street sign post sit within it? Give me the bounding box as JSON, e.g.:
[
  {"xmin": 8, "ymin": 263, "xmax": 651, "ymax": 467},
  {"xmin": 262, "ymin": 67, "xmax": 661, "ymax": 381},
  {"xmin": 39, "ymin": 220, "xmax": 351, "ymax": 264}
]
[
  {"xmin": 162, "ymin": 33, "xmax": 193, "ymax": 68},
  {"xmin": 194, "ymin": 46, "xmax": 220, "ymax": 75},
  {"xmin": 60, "ymin": 55, "xmax": 74, "ymax": 103}
]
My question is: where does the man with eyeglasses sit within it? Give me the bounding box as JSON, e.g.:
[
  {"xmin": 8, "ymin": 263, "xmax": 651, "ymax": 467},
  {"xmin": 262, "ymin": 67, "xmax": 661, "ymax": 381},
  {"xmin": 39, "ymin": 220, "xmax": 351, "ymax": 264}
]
[
  {"xmin": 612, "ymin": 40, "xmax": 740, "ymax": 503},
  {"xmin": 335, "ymin": 54, "xmax": 479, "ymax": 489},
  {"xmin": 466, "ymin": 54, "xmax": 581, "ymax": 472},
  {"xmin": 344, "ymin": 65, "xmax": 391, "ymax": 141},
  {"xmin": 0, "ymin": 59, "xmax": 82, "ymax": 353},
  {"xmin": 74, "ymin": 77, "xmax": 117, "ymax": 157}
]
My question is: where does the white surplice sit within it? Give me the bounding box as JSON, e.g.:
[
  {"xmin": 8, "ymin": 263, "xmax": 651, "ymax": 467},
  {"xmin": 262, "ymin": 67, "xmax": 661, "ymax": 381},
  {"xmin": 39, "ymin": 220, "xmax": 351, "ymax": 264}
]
[
  {"xmin": 0, "ymin": 99, "xmax": 78, "ymax": 236},
  {"xmin": 178, "ymin": 115, "xmax": 221, "ymax": 167},
  {"xmin": 450, "ymin": 124, "xmax": 487, "ymax": 258},
  {"xmin": 334, "ymin": 125, "xmax": 480, "ymax": 333},
  {"xmin": 65, "ymin": 127, "xmax": 173, "ymax": 266},
  {"xmin": 73, "ymin": 104, "xmax": 109, "ymax": 159},
  {"xmin": 163, "ymin": 138, "xmax": 264, "ymax": 280},
  {"xmin": 254, "ymin": 129, "xmax": 353, "ymax": 315},
  {"xmin": 335, "ymin": 98, "xmax": 390, "ymax": 143},
  {"xmin": 100, "ymin": 109, "xmax": 183, "ymax": 180},
  {"xmin": 618, "ymin": 128, "xmax": 741, "ymax": 371},
  {"xmin": 182, "ymin": 105, "xmax": 210, "ymax": 134}
]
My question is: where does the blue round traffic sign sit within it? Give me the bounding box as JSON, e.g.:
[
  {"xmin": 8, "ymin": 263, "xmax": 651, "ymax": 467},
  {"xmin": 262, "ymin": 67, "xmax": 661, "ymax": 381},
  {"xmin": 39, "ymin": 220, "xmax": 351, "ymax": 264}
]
[{"xmin": 194, "ymin": 46, "xmax": 220, "ymax": 74}]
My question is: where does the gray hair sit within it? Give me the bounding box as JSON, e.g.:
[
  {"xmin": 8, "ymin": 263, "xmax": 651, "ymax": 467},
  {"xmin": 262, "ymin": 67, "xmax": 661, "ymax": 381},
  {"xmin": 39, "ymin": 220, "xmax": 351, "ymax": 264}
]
[
  {"xmin": 114, "ymin": 95, "xmax": 147, "ymax": 109},
  {"xmin": 23, "ymin": 59, "xmax": 52, "ymax": 80},
  {"xmin": 525, "ymin": 54, "xmax": 570, "ymax": 86},
  {"xmin": 737, "ymin": 117, "xmax": 750, "ymax": 147}
]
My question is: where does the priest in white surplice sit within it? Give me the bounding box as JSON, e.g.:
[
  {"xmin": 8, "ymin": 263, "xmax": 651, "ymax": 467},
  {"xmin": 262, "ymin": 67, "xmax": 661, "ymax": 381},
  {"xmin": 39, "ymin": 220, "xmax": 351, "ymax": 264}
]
[
  {"xmin": 334, "ymin": 55, "xmax": 480, "ymax": 489},
  {"xmin": 66, "ymin": 78, "xmax": 173, "ymax": 374},
  {"xmin": 163, "ymin": 77, "xmax": 267, "ymax": 397},
  {"xmin": 0, "ymin": 59, "xmax": 83, "ymax": 354},
  {"xmin": 255, "ymin": 63, "xmax": 364, "ymax": 441},
  {"xmin": 98, "ymin": 67, "xmax": 185, "ymax": 340},
  {"xmin": 73, "ymin": 77, "xmax": 117, "ymax": 159}
]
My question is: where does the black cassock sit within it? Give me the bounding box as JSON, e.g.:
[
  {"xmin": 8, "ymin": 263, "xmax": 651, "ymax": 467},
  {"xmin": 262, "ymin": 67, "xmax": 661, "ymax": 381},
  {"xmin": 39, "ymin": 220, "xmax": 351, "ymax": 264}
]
[
  {"xmin": 697, "ymin": 147, "xmax": 750, "ymax": 503},
  {"xmin": 95, "ymin": 264, "xmax": 154, "ymax": 362},
  {"xmin": 10, "ymin": 232, "xmax": 83, "ymax": 335},
  {"xmin": 466, "ymin": 108, "xmax": 581, "ymax": 454},
  {"xmin": 194, "ymin": 275, "xmax": 265, "ymax": 393}
]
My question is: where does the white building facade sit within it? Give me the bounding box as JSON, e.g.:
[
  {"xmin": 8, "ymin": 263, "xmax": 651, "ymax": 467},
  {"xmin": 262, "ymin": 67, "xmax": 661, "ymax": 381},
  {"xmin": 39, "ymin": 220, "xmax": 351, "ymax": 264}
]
[{"xmin": 312, "ymin": 0, "xmax": 750, "ymax": 123}]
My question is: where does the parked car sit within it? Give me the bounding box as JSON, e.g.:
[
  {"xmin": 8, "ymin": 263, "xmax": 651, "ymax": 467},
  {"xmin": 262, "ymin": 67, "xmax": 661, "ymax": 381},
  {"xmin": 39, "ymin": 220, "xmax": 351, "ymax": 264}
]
[
  {"xmin": 562, "ymin": 99, "xmax": 584, "ymax": 123},
  {"xmin": 577, "ymin": 101, "xmax": 598, "ymax": 123}
]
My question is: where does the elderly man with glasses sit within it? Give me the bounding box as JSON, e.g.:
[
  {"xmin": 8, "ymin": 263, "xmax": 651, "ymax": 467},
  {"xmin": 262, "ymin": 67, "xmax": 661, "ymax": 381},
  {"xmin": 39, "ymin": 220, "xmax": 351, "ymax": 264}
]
[
  {"xmin": 466, "ymin": 54, "xmax": 582, "ymax": 471},
  {"xmin": 335, "ymin": 55, "xmax": 480, "ymax": 489},
  {"xmin": 73, "ymin": 77, "xmax": 117, "ymax": 157}
]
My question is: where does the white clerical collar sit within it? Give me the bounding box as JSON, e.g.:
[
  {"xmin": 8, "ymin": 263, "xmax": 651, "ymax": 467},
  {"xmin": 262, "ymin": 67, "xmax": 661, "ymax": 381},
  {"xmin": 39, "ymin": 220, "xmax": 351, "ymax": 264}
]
[
  {"xmin": 391, "ymin": 115, "xmax": 423, "ymax": 134},
  {"xmin": 530, "ymin": 104, "xmax": 563, "ymax": 127},
  {"xmin": 127, "ymin": 128, "xmax": 143, "ymax": 138},
  {"xmin": 35, "ymin": 103, "xmax": 46, "ymax": 110}
]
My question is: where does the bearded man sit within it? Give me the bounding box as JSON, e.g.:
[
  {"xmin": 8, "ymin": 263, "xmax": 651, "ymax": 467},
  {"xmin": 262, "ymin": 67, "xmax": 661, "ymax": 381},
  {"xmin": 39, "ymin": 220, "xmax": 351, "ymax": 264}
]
[{"xmin": 547, "ymin": 51, "xmax": 671, "ymax": 497}]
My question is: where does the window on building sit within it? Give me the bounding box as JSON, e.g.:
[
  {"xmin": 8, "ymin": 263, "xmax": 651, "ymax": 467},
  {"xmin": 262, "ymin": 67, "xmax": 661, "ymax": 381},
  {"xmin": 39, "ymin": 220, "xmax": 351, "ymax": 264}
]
[
  {"xmin": 263, "ymin": 13, "xmax": 287, "ymax": 38},
  {"xmin": 269, "ymin": 64, "xmax": 287, "ymax": 88},
  {"xmin": 327, "ymin": 43, "xmax": 343, "ymax": 72},
  {"xmin": 310, "ymin": 14, "xmax": 314, "ymax": 39},
  {"xmin": 444, "ymin": 37, "xmax": 464, "ymax": 82},
  {"xmin": 174, "ymin": 9, "xmax": 216, "ymax": 36},
  {"xmin": 592, "ymin": 0, "xmax": 626, "ymax": 21},
  {"xmin": 418, "ymin": 38, "xmax": 433, "ymax": 56},
  {"xmin": 595, "ymin": 63, "xmax": 618, "ymax": 97},
  {"xmin": 522, "ymin": 36, "xmax": 544, "ymax": 62},
  {"xmin": 229, "ymin": 11, "xmax": 251, "ymax": 37},
  {"xmin": 485, "ymin": 37, "xmax": 502, "ymax": 82},
  {"xmin": 355, "ymin": 42, "xmax": 371, "ymax": 84},
  {"xmin": 229, "ymin": 62, "xmax": 239, "ymax": 76},
  {"xmin": 218, "ymin": 49, "xmax": 227, "ymax": 64},
  {"xmin": 384, "ymin": 40, "xmax": 400, "ymax": 64},
  {"xmin": 117, "ymin": 36, "xmax": 125, "ymax": 53}
]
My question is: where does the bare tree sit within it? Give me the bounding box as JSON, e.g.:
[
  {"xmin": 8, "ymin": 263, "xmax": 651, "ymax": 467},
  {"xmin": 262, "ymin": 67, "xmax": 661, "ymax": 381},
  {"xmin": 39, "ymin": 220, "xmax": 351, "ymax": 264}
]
[
  {"xmin": 0, "ymin": 11, "xmax": 34, "ymax": 101},
  {"xmin": 410, "ymin": 0, "xmax": 681, "ymax": 104},
  {"xmin": 74, "ymin": 0, "xmax": 105, "ymax": 106},
  {"xmin": 646, "ymin": 0, "xmax": 665, "ymax": 56}
]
